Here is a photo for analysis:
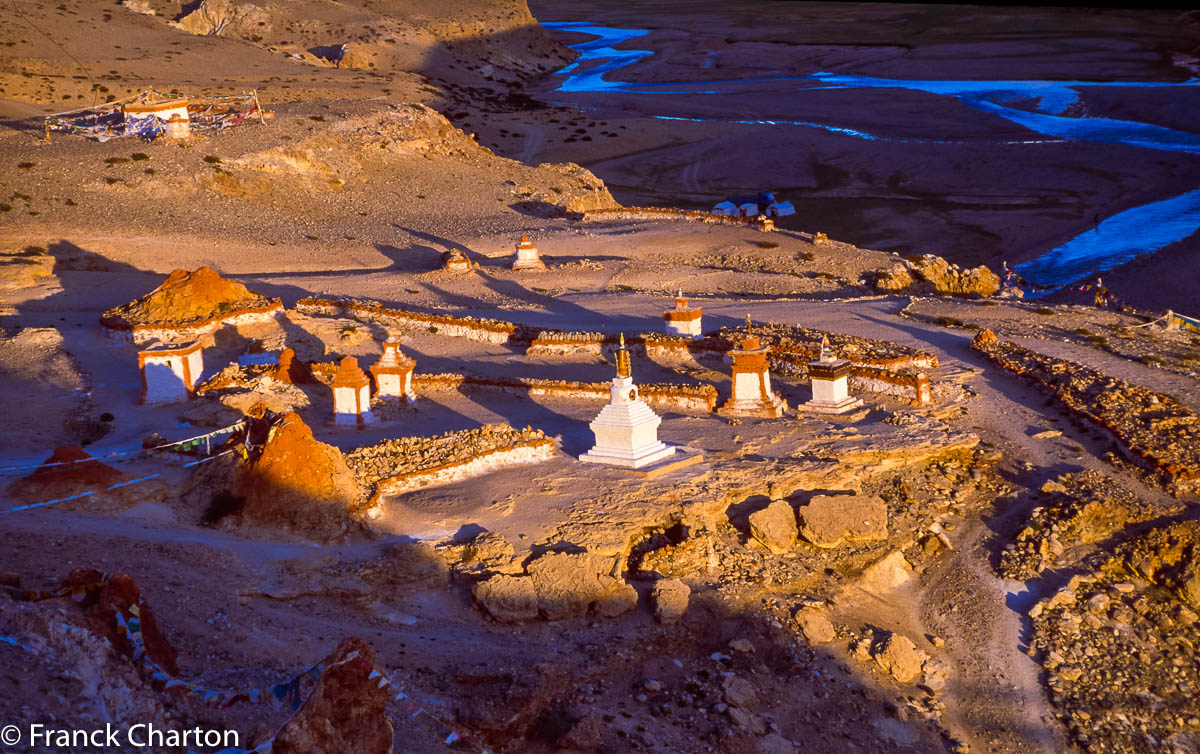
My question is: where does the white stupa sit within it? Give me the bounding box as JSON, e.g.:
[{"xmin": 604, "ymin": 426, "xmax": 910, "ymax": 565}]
[
  {"xmin": 580, "ymin": 335, "xmax": 676, "ymax": 469},
  {"xmin": 802, "ymin": 336, "xmax": 863, "ymax": 414}
]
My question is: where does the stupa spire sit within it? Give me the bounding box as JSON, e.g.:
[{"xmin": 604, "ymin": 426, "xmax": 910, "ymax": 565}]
[{"xmin": 616, "ymin": 333, "xmax": 631, "ymax": 378}]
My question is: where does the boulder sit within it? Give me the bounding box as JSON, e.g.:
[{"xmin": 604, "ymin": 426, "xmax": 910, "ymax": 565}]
[
  {"xmin": 795, "ymin": 609, "xmax": 835, "ymax": 645},
  {"xmin": 473, "ymin": 574, "xmax": 540, "ymax": 623},
  {"xmin": 870, "ymin": 632, "xmax": 928, "ymax": 684},
  {"xmin": 651, "ymin": 578, "xmax": 690, "ymax": 625},
  {"xmin": 796, "ymin": 494, "xmax": 888, "ymax": 548},
  {"xmin": 527, "ymin": 551, "xmax": 637, "ymax": 620},
  {"xmin": 859, "ymin": 550, "xmax": 914, "ymax": 594},
  {"xmin": 748, "ymin": 499, "xmax": 798, "ymax": 554},
  {"xmin": 473, "ymin": 550, "xmax": 637, "ymax": 622},
  {"xmin": 272, "ymin": 637, "xmax": 393, "ymax": 754}
]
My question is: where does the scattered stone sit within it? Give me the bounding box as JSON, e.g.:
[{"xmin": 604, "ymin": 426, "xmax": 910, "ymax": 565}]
[
  {"xmin": 722, "ymin": 675, "xmax": 758, "ymax": 708},
  {"xmin": 729, "ymin": 638, "xmax": 755, "ymax": 654},
  {"xmin": 795, "ymin": 610, "xmax": 835, "ymax": 645}
]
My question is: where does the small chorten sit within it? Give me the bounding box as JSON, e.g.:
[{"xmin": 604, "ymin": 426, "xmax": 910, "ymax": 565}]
[
  {"xmin": 441, "ymin": 248, "xmax": 473, "ymax": 273},
  {"xmin": 718, "ymin": 316, "xmax": 787, "ymax": 418},
  {"xmin": 663, "ymin": 290, "xmax": 703, "ymax": 338},
  {"xmin": 331, "ymin": 355, "xmax": 376, "ymax": 426},
  {"xmin": 580, "ymin": 334, "xmax": 676, "ymax": 468},
  {"xmin": 164, "ymin": 113, "xmax": 190, "ymax": 139},
  {"xmin": 370, "ymin": 336, "xmax": 417, "ymax": 401},
  {"xmin": 512, "ymin": 235, "xmax": 545, "ymax": 270},
  {"xmin": 802, "ymin": 335, "xmax": 863, "ymax": 414},
  {"xmin": 138, "ymin": 340, "xmax": 203, "ymax": 404},
  {"xmin": 756, "ymin": 214, "xmax": 776, "ymax": 232}
]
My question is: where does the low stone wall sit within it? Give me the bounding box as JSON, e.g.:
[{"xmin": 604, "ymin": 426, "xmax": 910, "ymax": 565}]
[
  {"xmin": 580, "ymin": 206, "xmax": 774, "ymax": 231},
  {"xmin": 101, "ymin": 303, "xmax": 284, "ymax": 344},
  {"xmin": 366, "ymin": 442, "xmax": 556, "ymax": 514},
  {"xmin": 413, "ymin": 372, "xmax": 718, "ymax": 413},
  {"xmin": 848, "ymin": 366, "xmax": 932, "ymax": 406},
  {"xmin": 295, "ymin": 296, "xmax": 529, "ymax": 345},
  {"xmin": 972, "ymin": 330, "xmax": 1199, "ymax": 493},
  {"xmin": 345, "ymin": 425, "xmax": 557, "ymax": 512}
]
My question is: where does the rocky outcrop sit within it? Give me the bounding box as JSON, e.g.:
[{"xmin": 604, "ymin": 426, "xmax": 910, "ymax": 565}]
[
  {"xmin": 535, "ymin": 162, "xmax": 620, "ymax": 214},
  {"xmin": 796, "ymin": 494, "xmax": 888, "ymax": 548},
  {"xmin": 272, "ymin": 637, "xmax": 393, "ymax": 754},
  {"xmin": 651, "ymin": 578, "xmax": 690, "ymax": 625},
  {"xmin": 747, "ymin": 499, "xmax": 798, "ymax": 554},
  {"xmin": 174, "ymin": 0, "xmax": 271, "ymax": 37},
  {"xmin": 875, "ymin": 254, "xmax": 1000, "ymax": 298},
  {"xmin": 472, "ymin": 550, "xmax": 637, "ymax": 623},
  {"xmin": 869, "ymin": 632, "xmax": 928, "ymax": 683}
]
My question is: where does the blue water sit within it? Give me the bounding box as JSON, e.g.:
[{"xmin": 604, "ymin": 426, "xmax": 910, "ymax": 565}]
[{"xmin": 543, "ymin": 21, "xmax": 1200, "ymax": 289}]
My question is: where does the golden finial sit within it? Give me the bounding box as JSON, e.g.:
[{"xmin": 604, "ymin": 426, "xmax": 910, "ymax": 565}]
[
  {"xmin": 616, "ymin": 333, "xmax": 631, "ymax": 378},
  {"xmin": 745, "ymin": 314, "xmax": 752, "ymax": 333}
]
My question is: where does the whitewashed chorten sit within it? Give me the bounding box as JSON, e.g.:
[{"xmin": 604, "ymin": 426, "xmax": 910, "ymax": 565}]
[
  {"xmin": 580, "ymin": 335, "xmax": 676, "ymax": 469},
  {"xmin": 663, "ymin": 291, "xmax": 703, "ymax": 338},
  {"xmin": 370, "ymin": 337, "xmax": 417, "ymax": 401},
  {"xmin": 717, "ymin": 317, "xmax": 787, "ymax": 418},
  {"xmin": 512, "ymin": 235, "xmax": 545, "ymax": 270},
  {"xmin": 331, "ymin": 356, "xmax": 377, "ymax": 426},
  {"xmin": 803, "ymin": 336, "xmax": 863, "ymax": 414}
]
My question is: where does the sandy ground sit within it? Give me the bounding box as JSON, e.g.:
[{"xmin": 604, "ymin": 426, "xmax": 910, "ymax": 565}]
[{"xmin": 0, "ymin": 2, "xmax": 1198, "ymax": 752}]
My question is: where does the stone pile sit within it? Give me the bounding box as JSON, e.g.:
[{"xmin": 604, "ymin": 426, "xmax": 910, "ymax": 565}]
[
  {"xmin": 973, "ymin": 329, "xmax": 1200, "ymax": 493},
  {"xmin": 1000, "ymin": 470, "xmax": 1175, "ymax": 580}
]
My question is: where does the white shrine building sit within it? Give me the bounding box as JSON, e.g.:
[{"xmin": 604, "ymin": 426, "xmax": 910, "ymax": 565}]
[
  {"xmin": 717, "ymin": 319, "xmax": 787, "ymax": 418},
  {"xmin": 138, "ymin": 341, "xmax": 203, "ymax": 404},
  {"xmin": 512, "ymin": 235, "xmax": 545, "ymax": 270}
]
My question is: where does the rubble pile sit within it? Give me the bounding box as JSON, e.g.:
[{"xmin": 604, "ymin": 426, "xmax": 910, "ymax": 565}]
[
  {"xmin": 874, "ymin": 254, "xmax": 1001, "ymax": 298},
  {"xmin": 197, "ymin": 363, "xmax": 311, "ymax": 416},
  {"xmin": 999, "ymin": 470, "xmax": 1173, "ymax": 580},
  {"xmin": 230, "ymin": 412, "xmax": 366, "ymax": 541},
  {"xmin": 973, "ymin": 330, "xmax": 1200, "ymax": 492},
  {"xmin": 5, "ymin": 446, "xmax": 169, "ymax": 511},
  {"xmin": 101, "ymin": 266, "xmax": 280, "ymax": 331},
  {"xmin": 1030, "ymin": 523, "xmax": 1200, "ymax": 752},
  {"xmin": 346, "ymin": 424, "xmax": 551, "ymax": 501}
]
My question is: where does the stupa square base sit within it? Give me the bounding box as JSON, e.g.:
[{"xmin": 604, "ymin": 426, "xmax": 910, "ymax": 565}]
[
  {"xmin": 579, "ymin": 442, "xmax": 676, "ymax": 469},
  {"xmin": 799, "ymin": 396, "xmax": 864, "ymax": 415},
  {"xmin": 717, "ymin": 396, "xmax": 789, "ymax": 419}
]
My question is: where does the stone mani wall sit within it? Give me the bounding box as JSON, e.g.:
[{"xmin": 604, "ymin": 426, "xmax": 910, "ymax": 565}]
[
  {"xmin": 345, "ymin": 425, "xmax": 556, "ymax": 512},
  {"xmin": 365, "ymin": 442, "xmax": 557, "ymax": 515},
  {"xmin": 412, "ymin": 373, "xmax": 718, "ymax": 413},
  {"xmin": 972, "ymin": 330, "xmax": 1200, "ymax": 493},
  {"xmin": 101, "ymin": 303, "xmax": 284, "ymax": 344},
  {"xmin": 580, "ymin": 206, "xmax": 775, "ymax": 231},
  {"xmin": 295, "ymin": 297, "xmax": 523, "ymax": 345}
]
